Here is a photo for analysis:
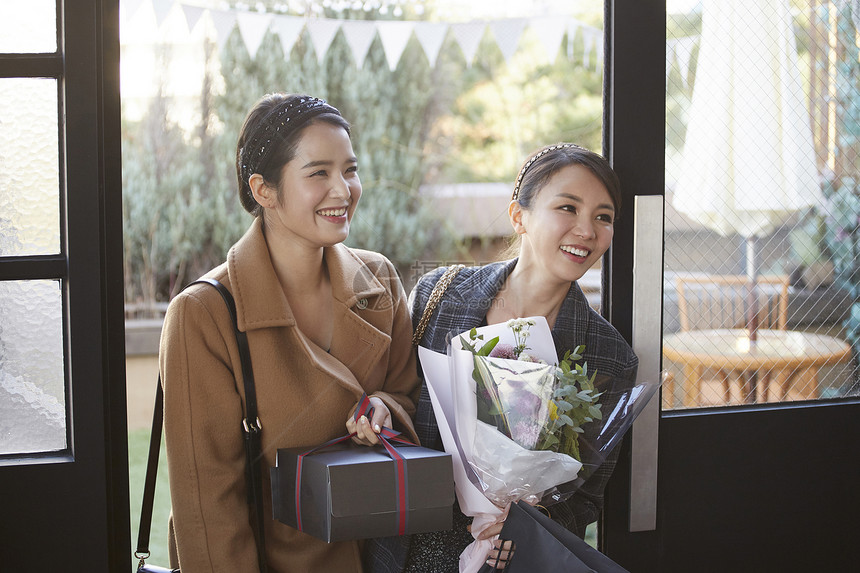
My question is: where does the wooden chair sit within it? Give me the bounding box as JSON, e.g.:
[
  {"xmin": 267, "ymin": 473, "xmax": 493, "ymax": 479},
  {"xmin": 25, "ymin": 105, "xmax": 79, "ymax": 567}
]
[{"xmin": 672, "ymin": 274, "xmax": 790, "ymax": 405}]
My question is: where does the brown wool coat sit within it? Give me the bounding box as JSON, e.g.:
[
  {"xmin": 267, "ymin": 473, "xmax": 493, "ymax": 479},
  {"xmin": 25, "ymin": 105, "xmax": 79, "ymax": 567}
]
[{"xmin": 159, "ymin": 218, "xmax": 420, "ymax": 572}]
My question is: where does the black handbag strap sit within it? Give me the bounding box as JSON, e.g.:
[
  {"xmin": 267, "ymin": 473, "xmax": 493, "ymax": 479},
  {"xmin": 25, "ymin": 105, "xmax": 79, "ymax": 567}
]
[{"xmin": 135, "ymin": 278, "xmax": 267, "ymax": 572}]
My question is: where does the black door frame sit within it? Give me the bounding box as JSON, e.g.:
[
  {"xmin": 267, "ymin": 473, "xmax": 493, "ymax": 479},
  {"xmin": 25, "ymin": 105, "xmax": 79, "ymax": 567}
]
[
  {"xmin": 601, "ymin": 0, "xmax": 665, "ymax": 567},
  {"xmin": 0, "ymin": 0, "xmax": 129, "ymax": 569},
  {"xmin": 601, "ymin": 2, "xmax": 860, "ymax": 571}
]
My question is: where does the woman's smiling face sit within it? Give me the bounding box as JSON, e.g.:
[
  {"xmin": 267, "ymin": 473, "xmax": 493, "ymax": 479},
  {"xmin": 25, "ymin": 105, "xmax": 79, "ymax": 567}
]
[
  {"xmin": 263, "ymin": 120, "xmax": 361, "ymax": 248},
  {"xmin": 513, "ymin": 164, "xmax": 615, "ymax": 285}
]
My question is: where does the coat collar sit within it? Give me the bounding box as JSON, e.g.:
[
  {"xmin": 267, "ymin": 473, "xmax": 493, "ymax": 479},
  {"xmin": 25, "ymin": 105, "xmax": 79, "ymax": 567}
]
[
  {"xmin": 442, "ymin": 258, "xmax": 592, "ymax": 351},
  {"xmin": 227, "ymin": 218, "xmax": 385, "ymax": 332},
  {"xmin": 443, "ymin": 259, "xmax": 516, "ymax": 325},
  {"xmin": 226, "ymin": 219, "xmax": 390, "ymax": 391}
]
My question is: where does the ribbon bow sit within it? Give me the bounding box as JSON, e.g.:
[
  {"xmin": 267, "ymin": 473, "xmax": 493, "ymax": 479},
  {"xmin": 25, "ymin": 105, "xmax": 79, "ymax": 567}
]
[{"xmin": 294, "ymin": 394, "xmax": 414, "ymax": 536}]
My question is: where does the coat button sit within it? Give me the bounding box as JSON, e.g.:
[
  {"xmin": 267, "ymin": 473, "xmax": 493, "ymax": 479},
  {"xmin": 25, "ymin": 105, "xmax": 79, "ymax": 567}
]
[{"xmin": 356, "ymin": 298, "xmax": 368, "ymax": 310}]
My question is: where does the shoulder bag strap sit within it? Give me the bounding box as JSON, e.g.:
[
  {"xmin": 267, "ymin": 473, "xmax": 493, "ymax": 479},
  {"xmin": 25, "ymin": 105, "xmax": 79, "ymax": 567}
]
[
  {"xmin": 135, "ymin": 278, "xmax": 267, "ymax": 573},
  {"xmin": 411, "ymin": 264, "xmax": 465, "ymax": 347}
]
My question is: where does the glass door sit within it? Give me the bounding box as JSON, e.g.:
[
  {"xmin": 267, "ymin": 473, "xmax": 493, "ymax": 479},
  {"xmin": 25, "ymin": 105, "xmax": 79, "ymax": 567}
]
[
  {"xmin": 0, "ymin": 0, "xmax": 129, "ymax": 569},
  {"xmin": 602, "ymin": 1, "xmax": 860, "ymax": 570}
]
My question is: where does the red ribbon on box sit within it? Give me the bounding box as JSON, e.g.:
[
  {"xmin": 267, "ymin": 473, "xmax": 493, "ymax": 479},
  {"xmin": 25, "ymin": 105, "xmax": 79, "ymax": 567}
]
[{"xmin": 294, "ymin": 394, "xmax": 414, "ymax": 536}]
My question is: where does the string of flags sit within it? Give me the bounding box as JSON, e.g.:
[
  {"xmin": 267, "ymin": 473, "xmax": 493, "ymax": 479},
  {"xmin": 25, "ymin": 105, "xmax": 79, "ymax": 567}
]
[{"xmin": 121, "ymin": 0, "xmax": 607, "ymax": 71}]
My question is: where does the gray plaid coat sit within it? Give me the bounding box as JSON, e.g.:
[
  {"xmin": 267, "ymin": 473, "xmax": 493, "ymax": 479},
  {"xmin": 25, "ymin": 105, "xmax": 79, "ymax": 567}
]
[{"xmin": 364, "ymin": 259, "xmax": 639, "ymax": 573}]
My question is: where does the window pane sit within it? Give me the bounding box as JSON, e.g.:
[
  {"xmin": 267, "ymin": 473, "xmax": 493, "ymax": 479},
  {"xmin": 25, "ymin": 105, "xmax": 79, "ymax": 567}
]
[
  {"xmin": 0, "ymin": 78, "xmax": 60, "ymax": 256},
  {"xmin": 663, "ymin": 1, "xmax": 860, "ymax": 410},
  {"xmin": 0, "ymin": 280, "xmax": 66, "ymax": 455},
  {"xmin": 0, "ymin": 0, "xmax": 57, "ymax": 53}
]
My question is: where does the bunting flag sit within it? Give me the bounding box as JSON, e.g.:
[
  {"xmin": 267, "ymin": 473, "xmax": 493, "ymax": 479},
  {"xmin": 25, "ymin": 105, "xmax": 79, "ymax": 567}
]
[
  {"xmin": 236, "ymin": 12, "xmax": 273, "ymax": 59},
  {"xmin": 413, "ymin": 21, "xmax": 448, "ymax": 67},
  {"xmin": 341, "ymin": 20, "xmax": 377, "ymax": 68},
  {"xmin": 666, "ymin": 36, "xmax": 701, "ymax": 89},
  {"xmin": 489, "ymin": 19, "xmax": 526, "ymax": 63},
  {"xmin": 180, "ymin": 3, "xmax": 205, "ymax": 33},
  {"xmin": 377, "ymin": 21, "xmax": 415, "ymax": 70},
  {"xmin": 566, "ymin": 19, "xmax": 581, "ymax": 60},
  {"xmin": 272, "ymin": 16, "xmax": 305, "ymax": 58},
  {"xmin": 122, "ymin": 0, "xmax": 616, "ymax": 73},
  {"xmin": 209, "ymin": 9, "xmax": 238, "ymax": 52},
  {"xmin": 581, "ymin": 28, "xmax": 599, "ymax": 69},
  {"xmin": 151, "ymin": 0, "xmax": 174, "ymax": 28},
  {"xmin": 121, "ymin": 0, "xmax": 146, "ymax": 22},
  {"xmin": 449, "ymin": 21, "xmax": 486, "ymax": 66},
  {"xmin": 531, "ymin": 16, "xmax": 567, "ymax": 64},
  {"xmin": 306, "ymin": 18, "xmax": 341, "ymax": 62},
  {"xmin": 673, "ymin": 36, "xmax": 699, "ymax": 89}
]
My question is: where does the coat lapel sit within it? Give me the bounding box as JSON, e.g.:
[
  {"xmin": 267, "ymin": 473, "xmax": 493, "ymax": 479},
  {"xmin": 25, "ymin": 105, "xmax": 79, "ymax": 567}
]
[
  {"xmin": 326, "ymin": 244, "xmax": 390, "ymax": 385},
  {"xmin": 449, "ymin": 260, "xmax": 515, "ymax": 330},
  {"xmin": 227, "ymin": 218, "xmax": 295, "ymax": 332}
]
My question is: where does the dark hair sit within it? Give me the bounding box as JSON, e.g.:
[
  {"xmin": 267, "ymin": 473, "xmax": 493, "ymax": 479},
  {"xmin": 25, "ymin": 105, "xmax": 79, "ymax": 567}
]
[
  {"xmin": 235, "ymin": 93, "xmax": 351, "ymax": 217},
  {"xmin": 513, "ymin": 144, "xmax": 621, "ymax": 214}
]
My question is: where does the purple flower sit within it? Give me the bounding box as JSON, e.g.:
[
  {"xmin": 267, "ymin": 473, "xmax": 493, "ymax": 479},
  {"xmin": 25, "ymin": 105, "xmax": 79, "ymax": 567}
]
[
  {"xmin": 511, "ymin": 420, "xmax": 541, "ymax": 448},
  {"xmin": 510, "ymin": 391, "xmax": 541, "ymax": 417},
  {"xmin": 490, "ymin": 343, "xmax": 517, "ymax": 359}
]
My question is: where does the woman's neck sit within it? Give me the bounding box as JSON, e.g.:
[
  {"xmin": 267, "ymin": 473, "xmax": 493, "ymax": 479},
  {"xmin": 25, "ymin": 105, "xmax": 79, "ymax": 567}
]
[
  {"xmin": 488, "ymin": 258, "xmax": 571, "ymax": 326},
  {"xmin": 262, "ymin": 222, "xmax": 334, "ymax": 351},
  {"xmin": 262, "ymin": 222, "xmax": 328, "ymax": 297}
]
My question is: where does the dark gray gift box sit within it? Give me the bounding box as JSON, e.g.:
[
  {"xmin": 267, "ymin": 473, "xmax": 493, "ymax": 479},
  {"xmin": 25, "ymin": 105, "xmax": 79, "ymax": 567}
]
[{"xmin": 271, "ymin": 441, "xmax": 454, "ymax": 542}]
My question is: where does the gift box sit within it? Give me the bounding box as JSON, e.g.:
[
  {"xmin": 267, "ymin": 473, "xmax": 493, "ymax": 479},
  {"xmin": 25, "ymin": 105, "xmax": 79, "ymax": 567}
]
[{"xmin": 271, "ymin": 441, "xmax": 454, "ymax": 542}]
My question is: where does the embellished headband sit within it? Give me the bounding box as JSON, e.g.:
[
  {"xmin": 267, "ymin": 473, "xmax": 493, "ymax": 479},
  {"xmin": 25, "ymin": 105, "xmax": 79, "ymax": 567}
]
[
  {"xmin": 511, "ymin": 143, "xmax": 584, "ymax": 201},
  {"xmin": 239, "ymin": 96, "xmax": 341, "ymax": 188}
]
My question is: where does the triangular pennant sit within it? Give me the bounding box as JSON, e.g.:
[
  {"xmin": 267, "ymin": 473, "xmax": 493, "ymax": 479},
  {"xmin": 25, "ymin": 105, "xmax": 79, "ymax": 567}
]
[
  {"xmin": 666, "ymin": 38, "xmax": 676, "ymax": 87},
  {"xmin": 236, "ymin": 11, "xmax": 274, "ymax": 59},
  {"xmin": 306, "ymin": 18, "xmax": 341, "ymax": 63},
  {"xmin": 674, "ymin": 36, "xmax": 697, "ymax": 89},
  {"xmin": 271, "ymin": 15, "xmax": 305, "ymax": 58},
  {"xmin": 594, "ymin": 34, "xmax": 604, "ymax": 69},
  {"xmin": 450, "ymin": 21, "xmax": 486, "ymax": 67},
  {"xmin": 581, "ymin": 29, "xmax": 597, "ymax": 69},
  {"xmin": 179, "ymin": 3, "xmax": 205, "ymax": 33},
  {"xmin": 489, "ymin": 18, "xmax": 526, "ymax": 63},
  {"xmin": 567, "ymin": 19, "xmax": 583, "ymax": 60},
  {"xmin": 121, "ymin": 0, "xmax": 147, "ymax": 24},
  {"xmin": 340, "ymin": 20, "xmax": 377, "ymax": 68},
  {"xmin": 413, "ymin": 21, "xmax": 448, "ymax": 67},
  {"xmin": 209, "ymin": 9, "xmax": 238, "ymax": 52},
  {"xmin": 151, "ymin": 0, "xmax": 174, "ymax": 28},
  {"xmin": 376, "ymin": 20, "xmax": 415, "ymax": 71},
  {"xmin": 529, "ymin": 16, "xmax": 567, "ymax": 64}
]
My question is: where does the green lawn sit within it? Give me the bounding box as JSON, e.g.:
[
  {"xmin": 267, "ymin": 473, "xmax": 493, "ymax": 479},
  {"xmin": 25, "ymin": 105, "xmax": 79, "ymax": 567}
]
[{"xmin": 128, "ymin": 427, "xmax": 172, "ymax": 569}]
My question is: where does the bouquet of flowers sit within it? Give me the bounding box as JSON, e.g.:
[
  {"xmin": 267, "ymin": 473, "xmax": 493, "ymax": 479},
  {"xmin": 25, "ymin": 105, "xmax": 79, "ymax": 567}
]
[
  {"xmin": 460, "ymin": 318, "xmax": 603, "ymax": 507},
  {"xmin": 418, "ymin": 317, "xmax": 659, "ymax": 572}
]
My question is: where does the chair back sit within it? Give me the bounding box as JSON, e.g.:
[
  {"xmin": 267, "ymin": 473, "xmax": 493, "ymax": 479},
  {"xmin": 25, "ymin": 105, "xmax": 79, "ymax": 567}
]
[{"xmin": 675, "ymin": 274, "xmax": 789, "ymax": 332}]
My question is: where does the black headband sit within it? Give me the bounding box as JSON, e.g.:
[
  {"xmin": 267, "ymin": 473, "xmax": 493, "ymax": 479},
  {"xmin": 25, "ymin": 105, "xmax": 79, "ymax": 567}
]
[
  {"xmin": 512, "ymin": 143, "xmax": 584, "ymax": 201},
  {"xmin": 239, "ymin": 96, "xmax": 342, "ymax": 188}
]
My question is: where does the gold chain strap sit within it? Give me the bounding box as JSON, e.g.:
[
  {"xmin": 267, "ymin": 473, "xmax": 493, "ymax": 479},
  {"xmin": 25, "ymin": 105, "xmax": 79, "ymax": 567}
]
[{"xmin": 412, "ymin": 264, "xmax": 465, "ymax": 347}]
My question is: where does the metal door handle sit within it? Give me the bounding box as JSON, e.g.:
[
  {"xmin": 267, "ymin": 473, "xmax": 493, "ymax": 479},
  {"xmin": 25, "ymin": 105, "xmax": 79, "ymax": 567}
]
[{"xmin": 629, "ymin": 194, "xmax": 663, "ymax": 531}]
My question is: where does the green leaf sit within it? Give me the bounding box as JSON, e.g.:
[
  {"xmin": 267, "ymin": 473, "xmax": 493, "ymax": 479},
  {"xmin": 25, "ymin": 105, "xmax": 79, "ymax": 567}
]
[
  {"xmin": 556, "ymin": 400, "xmax": 573, "ymax": 412},
  {"xmin": 477, "ymin": 336, "xmax": 500, "ymax": 356},
  {"xmin": 576, "ymin": 390, "xmax": 593, "ymax": 401},
  {"xmin": 558, "ymin": 414, "xmax": 574, "ymax": 426}
]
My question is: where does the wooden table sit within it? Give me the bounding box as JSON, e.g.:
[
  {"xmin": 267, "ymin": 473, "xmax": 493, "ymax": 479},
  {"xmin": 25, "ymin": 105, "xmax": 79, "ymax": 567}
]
[{"xmin": 663, "ymin": 329, "xmax": 852, "ymax": 407}]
